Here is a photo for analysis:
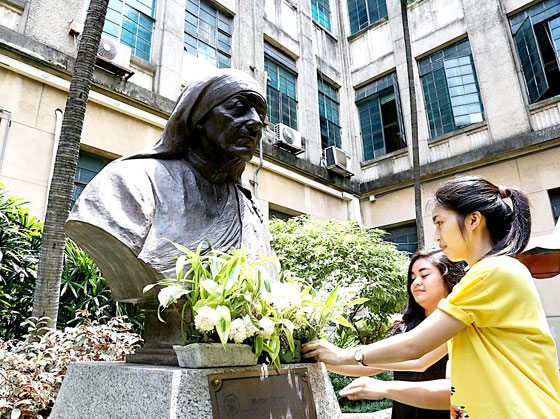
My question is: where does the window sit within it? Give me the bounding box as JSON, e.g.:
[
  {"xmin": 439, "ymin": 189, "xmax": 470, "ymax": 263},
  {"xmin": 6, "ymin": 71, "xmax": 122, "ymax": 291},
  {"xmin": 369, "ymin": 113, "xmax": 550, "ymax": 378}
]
[
  {"xmin": 103, "ymin": 0, "xmax": 155, "ymax": 61},
  {"xmin": 510, "ymin": 0, "xmax": 560, "ymax": 104},
  {"xmin": 265, "ymin": 44, "xmax": 298, "ymax": 129},
  {"xmin": 268, "ymin": 208, "xmax": 294, "ymax": 221},
  {"xmin": 312, "ymin": 0, "xmax": 332, "ymax": 31},
  {"xmin": 419, "ymin": 39, "xmax": 484, "ymax": 138},
  {"xmin": 318, "ymin": 77, "xmax": 341, "ymax": 149},
  {"xmin": 72, "ymin": 152, "xmax": 111, "ymax": 206},
  {"xmin": 356, "ymin": 72, "xmax": 406, "ymax": 161},
  {"xmin": 184, "ymin": 0, "xmax": 233, "ymax": 68},
  {"xmin": 549, "ymin": 188, "xmax": 560, "ymax": 222},
  {"xmin": 347, "ymin": 0, "xmax": 387, "ymax": 35},
  {"xmin": 383, "ymin": 223, "xmax": 418, "ymax": 254}
]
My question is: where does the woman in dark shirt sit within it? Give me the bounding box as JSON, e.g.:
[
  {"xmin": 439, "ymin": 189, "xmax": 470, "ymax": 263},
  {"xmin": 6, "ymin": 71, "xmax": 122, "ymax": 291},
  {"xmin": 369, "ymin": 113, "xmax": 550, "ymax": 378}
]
[{"xmin": 327, "ymin": 249, "xmax": 464, "ymax": 418}]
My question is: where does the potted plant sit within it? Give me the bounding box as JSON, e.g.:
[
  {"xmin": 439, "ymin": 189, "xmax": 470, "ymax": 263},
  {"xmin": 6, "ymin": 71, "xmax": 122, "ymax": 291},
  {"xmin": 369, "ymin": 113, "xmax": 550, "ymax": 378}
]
[{"xmin": 146, "ymin": 243, "xmax": 366, "ymax": 370}]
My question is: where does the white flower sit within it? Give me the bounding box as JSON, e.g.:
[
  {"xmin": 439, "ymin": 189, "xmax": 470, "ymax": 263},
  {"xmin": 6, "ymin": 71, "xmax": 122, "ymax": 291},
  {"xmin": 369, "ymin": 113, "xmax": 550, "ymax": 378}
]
[
  {"xmin": 194, "ymin": 306, "xmax": 218, "ymax": 332},
  {"xmin": 259, "ymin": 317, "xmax": 276, "ymax": 339},
  {"xmin": 200, "ymin": 279, "xmax": 219, "ymax": 294},
  {"xmin": 243, "ymin": 315, "xmax": 259, "ymax": 338},
  {"xmin": 229, "ymin": 318, "xmax": 247, "ymax": 344},
  {"xmin": 261, "ymin": 290, "xmax": 273, "ymax": 305},
  {"xmin": 157, "ymin": 285, "xmax": 189, "ymax": 308},
  {"xmin": 271, "ymin": 282, "xmax": 301, "ymax": 311}
]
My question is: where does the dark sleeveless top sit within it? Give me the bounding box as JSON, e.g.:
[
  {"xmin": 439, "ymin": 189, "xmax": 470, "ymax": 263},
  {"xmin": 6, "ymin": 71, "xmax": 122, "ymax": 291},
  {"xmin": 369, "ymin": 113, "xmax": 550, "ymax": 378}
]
[{"xmin": 391, "ymin": 321, "xmax": 449, "ymax": 419}]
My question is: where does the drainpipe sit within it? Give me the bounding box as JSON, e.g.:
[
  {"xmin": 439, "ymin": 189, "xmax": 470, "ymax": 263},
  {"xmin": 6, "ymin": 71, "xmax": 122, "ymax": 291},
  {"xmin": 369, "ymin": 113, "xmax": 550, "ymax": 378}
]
[
  {"xmin": 252, "ymin": 71, "xmax": 267, "ymax": 199},
  {"xmin": 0, "ymin": 108, "xmax": 13, "ymax": 174},
  {"xmin": 45, "ymin": 108, "xmax": 63, "ymax": 216}
]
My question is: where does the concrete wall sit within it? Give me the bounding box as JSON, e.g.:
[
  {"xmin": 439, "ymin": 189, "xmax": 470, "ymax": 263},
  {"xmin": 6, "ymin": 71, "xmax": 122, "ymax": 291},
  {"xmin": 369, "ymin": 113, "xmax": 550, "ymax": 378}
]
[{"xmin": 362, "ymin": 145, "xmax": 560, "ymax": 244}]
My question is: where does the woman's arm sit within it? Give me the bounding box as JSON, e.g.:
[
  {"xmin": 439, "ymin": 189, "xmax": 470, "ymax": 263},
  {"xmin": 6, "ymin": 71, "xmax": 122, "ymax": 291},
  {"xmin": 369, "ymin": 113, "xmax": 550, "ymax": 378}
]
[
  {"xmin": 340, "ymin": 377, "xmax": 451, "ymax": 410},
  {"xmin": 302, "ymin": 309, "xmax": 465, "ymax": 365},
  {"xmin": 367, "ymin": 343, "xmax": 448, "ymax": 372},
  {"xmin": 325, "ymin": 343, "xmax": 446, "ymax": 376},
  {"xmin": 325, "ymin": 365, "xmax": 383, "ymax": 377}
]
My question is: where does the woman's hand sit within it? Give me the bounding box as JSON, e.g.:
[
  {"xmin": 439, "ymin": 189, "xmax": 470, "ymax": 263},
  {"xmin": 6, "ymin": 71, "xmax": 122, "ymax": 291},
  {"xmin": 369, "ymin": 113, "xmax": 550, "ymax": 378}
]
[
  {"xmin": 301, "ymin": 340, "xmax": 349, "ymax": 365},
  {"xmin": 339, "ymin": 377, "xmax": 388, "ymax": 400}
]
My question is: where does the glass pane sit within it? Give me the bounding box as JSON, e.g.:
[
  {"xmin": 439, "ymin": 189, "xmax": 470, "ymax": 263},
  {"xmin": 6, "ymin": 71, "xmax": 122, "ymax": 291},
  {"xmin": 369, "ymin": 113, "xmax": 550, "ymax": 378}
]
[{"xmin": 514, "ymin": 17, "xmax": 549, "ymax": 103}]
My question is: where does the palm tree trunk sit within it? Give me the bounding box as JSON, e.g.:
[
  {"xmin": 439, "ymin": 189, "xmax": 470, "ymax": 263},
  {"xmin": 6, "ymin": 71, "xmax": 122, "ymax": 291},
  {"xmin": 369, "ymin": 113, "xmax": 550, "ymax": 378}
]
[
  {"xmin": 32, "ymin": 0, "xmax": 109, "ymax": 328},
  {"xmin": 400, "ymin": 0, "xmax": 425, "ymax": 248}
]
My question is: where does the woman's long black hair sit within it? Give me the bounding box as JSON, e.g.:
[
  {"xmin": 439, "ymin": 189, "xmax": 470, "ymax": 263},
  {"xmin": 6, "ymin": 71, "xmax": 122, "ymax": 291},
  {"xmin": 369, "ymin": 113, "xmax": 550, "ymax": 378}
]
[
  {"xmin": 398, "ymin": 249, "xmax": 465, "ymax": 332},
  {"xmin": 433, "ymin": 176, "xmax": 531, "ymax": 257}
]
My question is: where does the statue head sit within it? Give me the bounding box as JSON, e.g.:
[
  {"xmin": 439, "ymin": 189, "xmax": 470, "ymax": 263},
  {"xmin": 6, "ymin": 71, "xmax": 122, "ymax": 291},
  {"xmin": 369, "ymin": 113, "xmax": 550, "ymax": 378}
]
[{"xmin": 137, "ymin": 69, "xmax": 267, "ymax": 164}]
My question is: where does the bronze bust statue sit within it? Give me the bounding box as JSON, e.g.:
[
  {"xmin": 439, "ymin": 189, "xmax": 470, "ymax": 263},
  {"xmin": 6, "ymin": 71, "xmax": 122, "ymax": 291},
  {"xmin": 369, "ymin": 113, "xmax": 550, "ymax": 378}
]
[{"xmin": 65, "ymin": 69, "xmax": 277, "ymax": 364}]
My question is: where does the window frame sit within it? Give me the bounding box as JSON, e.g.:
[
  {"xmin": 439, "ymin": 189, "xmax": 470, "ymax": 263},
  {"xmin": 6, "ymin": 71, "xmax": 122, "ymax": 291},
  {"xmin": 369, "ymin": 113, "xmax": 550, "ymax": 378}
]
[
  {"xmin": 103, "ymin": 0, "xmax": 156, "ymax": 62},
  {"xmin": 382, "ymin": 222, "xmax": 418, "ymax": 254},
  {"xmin": 347, "ymin": 0, "xmax": 388, "ymax": 35},
  {"xmin": 418, "ymin": 39, "xmax": 485, "ymax": 139},
  {"xmin": 318, "ymin": 77, "xmax": 342, "ymax": 149},
  {"xmin": 183, "ymin": 0, "xmax": 233, "ymax": 69},
  {"xmin": 311, "ymin": 0, "xmax": 332, "ymax": 31},
  {"xmin": 356, "ymin": 72, "xmax": 406, "ymax": 161},
  {"xmin": 264, "ymin": 45, "xmax": 299, "ymax": 129},
  {"xmin": 509, "ymin": 0, "xmax": 560, "ymax": 105}
]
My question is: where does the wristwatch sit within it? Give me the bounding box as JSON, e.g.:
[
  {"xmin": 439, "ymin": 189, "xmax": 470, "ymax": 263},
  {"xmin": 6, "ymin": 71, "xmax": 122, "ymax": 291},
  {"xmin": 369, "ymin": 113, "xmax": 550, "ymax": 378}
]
[{"xmin": 354, "ymin": 347, "xmax": 366, "ymax": 366}]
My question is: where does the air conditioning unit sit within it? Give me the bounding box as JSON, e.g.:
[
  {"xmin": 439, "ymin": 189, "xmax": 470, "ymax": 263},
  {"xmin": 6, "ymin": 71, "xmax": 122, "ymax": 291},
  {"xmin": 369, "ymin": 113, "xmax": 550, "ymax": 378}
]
[
  {"xmin": 96, "ymin": 35, "xmax": 134, "ymax": 79},
  {"xmin": 325, "ymin": 146, "xmax": 354, "ymax": 177},
  {"xmin": 274, "ymin": 123, "xmax": 304, "ymax": 154}
]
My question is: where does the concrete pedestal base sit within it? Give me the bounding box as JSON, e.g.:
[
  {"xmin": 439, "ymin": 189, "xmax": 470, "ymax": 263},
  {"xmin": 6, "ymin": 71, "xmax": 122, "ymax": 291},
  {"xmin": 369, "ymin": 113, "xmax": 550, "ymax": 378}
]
[{"xmin": 50, "ymin": 361, "xmax": 342, "ymax": 418}]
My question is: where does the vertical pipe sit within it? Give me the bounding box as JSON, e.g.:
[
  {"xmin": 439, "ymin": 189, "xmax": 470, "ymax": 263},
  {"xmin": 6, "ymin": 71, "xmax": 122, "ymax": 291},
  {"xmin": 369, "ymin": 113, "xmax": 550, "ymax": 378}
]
[{"xmin": 0, "ymin": 108, "xmax": 13, "ymax": 174}]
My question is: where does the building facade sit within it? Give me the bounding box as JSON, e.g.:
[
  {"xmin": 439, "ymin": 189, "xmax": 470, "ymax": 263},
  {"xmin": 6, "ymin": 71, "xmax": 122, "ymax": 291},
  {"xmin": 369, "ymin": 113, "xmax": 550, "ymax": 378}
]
[{"xmin": 0, "ymin": 0, "xmax": 559, "ymax": 251}]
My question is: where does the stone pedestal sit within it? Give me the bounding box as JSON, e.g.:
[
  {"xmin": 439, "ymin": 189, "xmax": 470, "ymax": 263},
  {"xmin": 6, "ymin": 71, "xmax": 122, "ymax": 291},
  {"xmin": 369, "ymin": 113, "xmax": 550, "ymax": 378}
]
[{"xmin": 50, "ymin": 361, "xmax": 342, "ymax": 419}]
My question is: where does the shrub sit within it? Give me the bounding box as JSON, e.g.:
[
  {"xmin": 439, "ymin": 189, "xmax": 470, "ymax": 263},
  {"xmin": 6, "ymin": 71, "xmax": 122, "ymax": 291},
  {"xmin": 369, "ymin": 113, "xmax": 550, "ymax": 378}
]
[
  {"xmin": 0, "ymin": 313, "xmax": 142, "ymax": 418},
  {"xmin": 269, "ymin": 216, "xmax": 408, "ymax": 344},
  {"xmin": 0, "ymin": 184, "xmax": 143, "ymax": 339},
  {"xmin": 330, "ymin": 371, "xmax": 394, "ymax": 413},
  {"xmin": 58, "ymin": 241, "xmax": 144, "ymax": 333},
  {"xmin": 0, "ymin": 185, "xmax": 42, "ymax": 340}
]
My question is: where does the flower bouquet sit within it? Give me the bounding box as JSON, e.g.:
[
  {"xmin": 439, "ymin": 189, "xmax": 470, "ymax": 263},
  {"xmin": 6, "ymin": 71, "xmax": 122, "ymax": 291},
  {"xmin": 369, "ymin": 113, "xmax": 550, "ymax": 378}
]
[{"xmin": 145, "ymin": 243, "xmax": 367, "ymax": 370}]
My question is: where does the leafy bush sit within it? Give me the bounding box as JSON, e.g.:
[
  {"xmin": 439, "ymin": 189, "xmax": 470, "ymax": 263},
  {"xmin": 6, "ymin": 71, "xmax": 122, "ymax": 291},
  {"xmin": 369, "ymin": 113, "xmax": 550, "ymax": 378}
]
[
  {"xmin": 0, "ymin": 185, "xmax": 42, "ymax": 340},
  {"xmin": 269, "ymin": 216, "xmax": 408, "ymax": 344},
  {"xmin": 0, "ymin": 313, "xmax": 142, "ymax": 418},
  {"xmin": 58, "ymin": 241, "xmax": 143, "ymax": 333},
  {"xmin": 330, "ymin": 371, "xmax": 394, "ymax": 413},
  {"xmin": 0, "ymin": 184, "xmax": 143, "ymax": 339}
]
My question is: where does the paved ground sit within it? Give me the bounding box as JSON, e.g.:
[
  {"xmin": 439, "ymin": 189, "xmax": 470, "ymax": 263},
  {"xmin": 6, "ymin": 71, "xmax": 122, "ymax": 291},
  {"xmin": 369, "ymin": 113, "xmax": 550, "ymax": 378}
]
[{"xmin": 342, "ymin": 408, "xmax": 392, "ymax": 418}]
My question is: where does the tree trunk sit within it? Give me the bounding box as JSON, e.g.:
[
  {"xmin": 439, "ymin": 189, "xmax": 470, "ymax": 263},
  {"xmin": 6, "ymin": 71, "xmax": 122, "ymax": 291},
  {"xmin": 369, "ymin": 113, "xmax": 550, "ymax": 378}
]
[
  {"xmin": 400, "ymin": 0, "xmax": 425, "ymax": 248},
  {"xmin": 32, "ymin": 0, "xmax": 109, "ymax": 328}
]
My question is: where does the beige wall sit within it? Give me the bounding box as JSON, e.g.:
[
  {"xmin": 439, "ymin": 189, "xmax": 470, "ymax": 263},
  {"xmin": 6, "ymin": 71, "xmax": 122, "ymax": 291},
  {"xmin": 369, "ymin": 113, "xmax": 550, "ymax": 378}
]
[
  {"xmin": 361, "ymin": 146, "xmax": 560, "ymax": 246},
  {"xmin": 0, "ymin": 69, "xmax": 162, "ymax": 216},
  {"xmin": 242, "ymin": 161, "xmax": 352, "ymax": 221}
]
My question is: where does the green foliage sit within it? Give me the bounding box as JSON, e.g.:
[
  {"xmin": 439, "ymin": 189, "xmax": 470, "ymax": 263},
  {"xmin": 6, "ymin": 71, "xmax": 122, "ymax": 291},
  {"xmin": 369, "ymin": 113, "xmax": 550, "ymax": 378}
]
[
  {"xmin": 0, "ymin": 185, "xmax": 42, "ymax": 340},
  {"xmin": 0, "ymin": 314, "xmax": 142, "ymax": 418},
  {"xmin": 58, "ymin": 240, "xmax": 144, "ymax": 333},
  {"xmin": 0, "ymin": 185, "xmax": 143, "ymax": 339},
  {"xmin": 330, "ymin": 371, "xmax": 394, "ymax": 413},
  {"xmin": 269, "ymin": 216, "xmax": 408, "ymax": 344}
]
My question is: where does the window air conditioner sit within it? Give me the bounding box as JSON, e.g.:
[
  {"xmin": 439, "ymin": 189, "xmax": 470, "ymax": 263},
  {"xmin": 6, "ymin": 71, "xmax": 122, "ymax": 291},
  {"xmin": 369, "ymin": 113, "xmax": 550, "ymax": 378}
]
[
  {"xmin": 324, "ymin": 146, "xmax": 354, "ymax": 177},
  {"xmin": 96, "ymin": 35, "xmax": 134, "ymax": 79},
  {"xmin": 274, "ymin": 123, "xmax": 304, "ymax": 154}
]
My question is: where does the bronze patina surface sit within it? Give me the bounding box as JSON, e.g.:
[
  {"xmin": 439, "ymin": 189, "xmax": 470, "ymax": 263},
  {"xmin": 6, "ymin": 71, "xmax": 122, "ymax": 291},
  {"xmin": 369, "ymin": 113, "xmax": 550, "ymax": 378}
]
[
  {"xmin": 208, "ymin": 367, "xmax": 317, "ymax": 419},
  {"xmin": 65, "ymin": 69, "xmax": 278, "ymax": 365}
]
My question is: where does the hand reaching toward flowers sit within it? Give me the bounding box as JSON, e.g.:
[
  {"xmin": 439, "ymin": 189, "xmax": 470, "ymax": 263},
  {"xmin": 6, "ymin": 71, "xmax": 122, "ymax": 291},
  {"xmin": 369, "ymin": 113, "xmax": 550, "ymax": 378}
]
[{"xmin": 301, "ymin": 339, "xmax": 350, "ymax": 365}]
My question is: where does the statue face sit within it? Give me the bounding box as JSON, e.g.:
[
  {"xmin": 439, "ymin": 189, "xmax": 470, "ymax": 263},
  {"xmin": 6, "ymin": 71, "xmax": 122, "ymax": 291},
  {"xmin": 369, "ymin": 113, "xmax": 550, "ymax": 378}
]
[{"xmin": 198, "ymin": 92, "xmax": 266, "ymax": 162}]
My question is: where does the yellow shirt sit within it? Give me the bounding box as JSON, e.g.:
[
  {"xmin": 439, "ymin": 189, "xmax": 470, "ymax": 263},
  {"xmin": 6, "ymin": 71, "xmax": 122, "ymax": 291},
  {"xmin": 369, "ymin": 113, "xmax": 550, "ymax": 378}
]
[{"xmin": 438, "ymin": 256, "xmax": 560, "ymax": 418}]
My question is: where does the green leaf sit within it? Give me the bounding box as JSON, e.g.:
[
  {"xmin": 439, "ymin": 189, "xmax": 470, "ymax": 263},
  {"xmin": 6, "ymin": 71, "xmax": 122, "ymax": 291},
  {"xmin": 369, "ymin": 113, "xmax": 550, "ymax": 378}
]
[
  {"xmin": 345, "ymin": 297, "xmax": 370, "ymax": 306},
  {"xmin": 254, "ymin": 336, "xmax": 263, "ymax": 357},
  {"xmin": 215, "ymin": 306, "xmax": 231, "ymax": 347},
  {"xmin": 334, "ymin": 316, "xmax": 353, "ymax": 328}
]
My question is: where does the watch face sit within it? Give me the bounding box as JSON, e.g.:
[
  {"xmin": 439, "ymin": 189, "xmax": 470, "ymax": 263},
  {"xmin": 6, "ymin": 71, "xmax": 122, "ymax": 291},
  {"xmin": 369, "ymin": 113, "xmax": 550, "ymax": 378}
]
[{"xmin": 354, "ymin": 349, "xmax": 362, "ymax": 362}]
